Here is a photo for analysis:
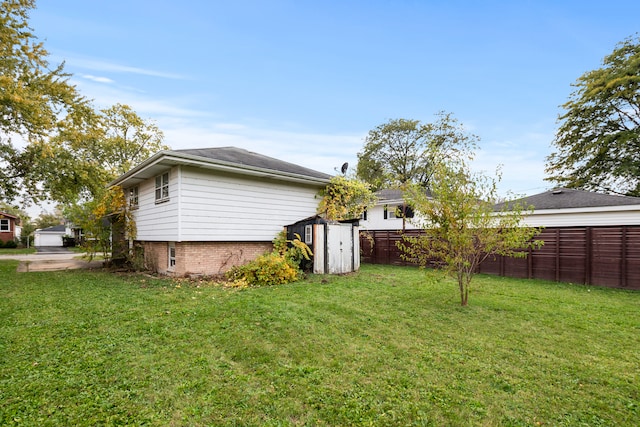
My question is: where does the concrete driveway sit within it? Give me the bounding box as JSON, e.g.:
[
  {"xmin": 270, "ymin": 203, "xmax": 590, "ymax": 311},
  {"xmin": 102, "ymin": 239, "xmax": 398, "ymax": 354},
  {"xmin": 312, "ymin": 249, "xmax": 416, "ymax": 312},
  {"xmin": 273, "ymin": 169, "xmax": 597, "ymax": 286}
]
[
  {"xmin": 36, "ymin": 246, "xmax": 73, "ymax": 254},
  {"xmin": 0, "ymin": 249, "xmax": 104, "ymax": 272}
]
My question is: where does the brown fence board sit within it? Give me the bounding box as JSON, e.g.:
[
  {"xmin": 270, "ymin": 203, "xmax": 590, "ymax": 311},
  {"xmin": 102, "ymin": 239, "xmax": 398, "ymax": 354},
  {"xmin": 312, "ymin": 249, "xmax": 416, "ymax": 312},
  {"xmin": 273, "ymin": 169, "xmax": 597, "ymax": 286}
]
[{"xmin": 360, "ymin": 226, "xmax": 640, "ymax": 290}]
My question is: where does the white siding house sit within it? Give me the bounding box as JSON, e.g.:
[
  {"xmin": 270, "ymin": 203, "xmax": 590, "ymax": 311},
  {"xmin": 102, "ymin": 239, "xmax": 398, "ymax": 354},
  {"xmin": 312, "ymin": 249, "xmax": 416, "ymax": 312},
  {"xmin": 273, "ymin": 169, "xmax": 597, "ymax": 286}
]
[
  {"xmin": 109, "ymin": 147, "xmax": 331, "ymax": 276},
  {"xmin": 359, "ymin": 189, "xmax": 422, "ymax": 231},
  {"xmin": 361, "ymin": 187, "xmax": 640, "ymax": 231},
  {"xmin": 498, "ymin": 188, "xmax": 640, "ymax": 227}
]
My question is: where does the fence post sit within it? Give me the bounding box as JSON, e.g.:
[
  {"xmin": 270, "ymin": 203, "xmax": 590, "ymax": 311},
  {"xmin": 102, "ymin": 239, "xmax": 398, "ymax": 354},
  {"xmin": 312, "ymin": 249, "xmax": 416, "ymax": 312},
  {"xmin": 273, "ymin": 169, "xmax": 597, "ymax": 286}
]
[
  {"xmin": 585, "ymin": 227, "xmax": 592, "ymax": 285},
  {"xmin": 621, "ymin": 226, "xmax": 628, "ymax": 288},
  {"xmin": 555, "ymin": 229, "xmax": 560, "ymax": 282}
]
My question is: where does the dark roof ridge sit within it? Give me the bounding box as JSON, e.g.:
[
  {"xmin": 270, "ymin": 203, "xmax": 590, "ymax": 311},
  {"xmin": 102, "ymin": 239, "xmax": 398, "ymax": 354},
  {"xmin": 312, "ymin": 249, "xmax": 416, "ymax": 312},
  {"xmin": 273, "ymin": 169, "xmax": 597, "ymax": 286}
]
[{"xmin": 170, "ymin": 146, "xmax": 331, "ymax": 180}]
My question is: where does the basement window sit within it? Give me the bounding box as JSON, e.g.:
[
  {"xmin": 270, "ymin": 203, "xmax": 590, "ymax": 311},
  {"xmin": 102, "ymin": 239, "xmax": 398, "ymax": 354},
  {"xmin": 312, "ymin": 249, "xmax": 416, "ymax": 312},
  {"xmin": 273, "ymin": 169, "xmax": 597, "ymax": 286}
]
[{"xmin": 168, "ymin": 242, "xmax": 176, "ymax": 271}]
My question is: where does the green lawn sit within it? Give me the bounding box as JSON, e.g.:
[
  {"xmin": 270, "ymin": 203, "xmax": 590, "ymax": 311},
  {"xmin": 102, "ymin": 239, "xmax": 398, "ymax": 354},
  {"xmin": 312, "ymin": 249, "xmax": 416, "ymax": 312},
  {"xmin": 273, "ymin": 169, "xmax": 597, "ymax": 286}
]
[
  {"xmin": 0, "ymin": 248, "xmax": 35, "ymax": 255},
  {"xmin": 1, "ymin": 261, "xmax": 638, "ymax": 426}
]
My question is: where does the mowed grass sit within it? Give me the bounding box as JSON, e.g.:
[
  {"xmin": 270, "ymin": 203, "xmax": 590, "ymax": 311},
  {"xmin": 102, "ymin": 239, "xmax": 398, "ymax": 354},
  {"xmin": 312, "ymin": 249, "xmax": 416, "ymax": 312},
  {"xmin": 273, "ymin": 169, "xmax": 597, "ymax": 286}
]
[{"xmin": 1, "ymin": 261, "xmax": 638, "ymax": 426}]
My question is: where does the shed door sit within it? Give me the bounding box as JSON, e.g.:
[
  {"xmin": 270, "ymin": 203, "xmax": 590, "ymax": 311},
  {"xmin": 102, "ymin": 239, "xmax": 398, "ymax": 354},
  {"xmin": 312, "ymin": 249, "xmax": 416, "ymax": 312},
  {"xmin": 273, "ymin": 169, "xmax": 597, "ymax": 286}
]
[{"xmin": 326, "ymin": 224, "xmax": 354, "ymax": 274}]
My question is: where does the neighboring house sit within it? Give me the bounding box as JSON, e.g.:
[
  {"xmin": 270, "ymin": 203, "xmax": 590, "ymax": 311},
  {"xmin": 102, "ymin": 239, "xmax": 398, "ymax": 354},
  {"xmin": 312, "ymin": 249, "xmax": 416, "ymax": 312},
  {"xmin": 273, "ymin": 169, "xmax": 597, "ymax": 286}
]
[
  {"xmin": 359, "ymin": 189, "xmax": 421, "ymax": 231},
  {"xmin": 497, "ymin": 188, "xmax": 640, "ymax": 227},
  {"xmin": 109, "ymin": 147, "xmax": 332, "ymax": 276},
  {"xmin": 34, "ymin": 225, "xmax": 70, "ymax": 247},
  {"xmin": 362, "ymin": 187, "xmax": 640, "ymax": 230},
  {"xmin": 0, "ymin": 212, "xmax": 21, "ymax": 244}
]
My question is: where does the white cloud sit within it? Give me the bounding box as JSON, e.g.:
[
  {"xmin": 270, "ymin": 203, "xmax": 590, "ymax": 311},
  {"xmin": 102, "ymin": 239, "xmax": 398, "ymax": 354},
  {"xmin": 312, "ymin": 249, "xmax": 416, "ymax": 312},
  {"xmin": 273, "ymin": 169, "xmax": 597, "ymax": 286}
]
[
  {"xmin": 52, "ymin": 53, "xmax": 186, "ymax": 80},
  {"xmin": 79, "ymin": 74, "xmax": 114, "ymax": 84}
]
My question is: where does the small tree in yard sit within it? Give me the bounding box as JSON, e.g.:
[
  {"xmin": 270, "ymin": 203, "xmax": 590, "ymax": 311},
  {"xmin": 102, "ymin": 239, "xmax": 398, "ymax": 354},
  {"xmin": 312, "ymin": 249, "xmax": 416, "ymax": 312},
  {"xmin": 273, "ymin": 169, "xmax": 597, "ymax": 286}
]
[{"xmin": 398, "ymin": 161, "xmax": 543, "ymax": 306}]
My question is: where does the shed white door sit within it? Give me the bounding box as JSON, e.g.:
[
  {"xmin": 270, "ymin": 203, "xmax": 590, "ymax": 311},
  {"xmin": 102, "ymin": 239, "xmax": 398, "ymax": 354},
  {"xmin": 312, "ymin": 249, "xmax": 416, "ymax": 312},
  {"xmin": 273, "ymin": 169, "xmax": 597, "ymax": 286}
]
[
  {"xmin": 35, "ymin": 233, "xmax": 63, "ymax": 247},
  {"xmin": 326, "ymin": 224, "xmax": 354, "ymax": 274}
]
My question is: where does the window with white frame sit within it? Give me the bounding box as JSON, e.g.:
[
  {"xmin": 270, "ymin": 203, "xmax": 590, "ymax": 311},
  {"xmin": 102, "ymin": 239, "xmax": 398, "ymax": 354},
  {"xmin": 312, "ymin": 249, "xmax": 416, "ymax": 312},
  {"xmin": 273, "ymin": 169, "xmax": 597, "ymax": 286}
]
[
  {"xmin": 155, "ymin": 172, "xmax": 169, "ymax": 202},
  {"xmin": 168, "ymin": 242, "xmax": 176, "ymax": 270},
  {"xmin": 304, "ymin": 225, "xmax": 313, "ymax": 244},
  {"xmin": 384, "ymin": 205, "xmax": 397, "ymax": 219},
  {"xmin": 128, "ymin": 186, "xmax": 139, "ymax": 208},
  {"xmin": 0, "ymin": 219, "xmax": 9, "ymax": 232}
]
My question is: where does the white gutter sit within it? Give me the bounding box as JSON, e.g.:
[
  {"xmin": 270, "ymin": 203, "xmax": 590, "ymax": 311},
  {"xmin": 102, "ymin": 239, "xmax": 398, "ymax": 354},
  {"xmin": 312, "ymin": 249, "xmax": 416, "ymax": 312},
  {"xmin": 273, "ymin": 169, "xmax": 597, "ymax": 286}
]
[{"xmin": 109, "ymin": 150, "xmax": 332, "ymax": 187}]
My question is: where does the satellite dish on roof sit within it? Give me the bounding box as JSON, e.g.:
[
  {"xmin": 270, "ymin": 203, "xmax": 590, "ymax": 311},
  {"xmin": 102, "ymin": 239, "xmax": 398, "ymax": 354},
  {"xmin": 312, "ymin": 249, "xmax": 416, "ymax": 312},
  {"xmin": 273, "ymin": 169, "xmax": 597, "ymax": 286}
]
[{"xmin": 340, "ymin": 162, "xmax": 349, "ymax": 174}]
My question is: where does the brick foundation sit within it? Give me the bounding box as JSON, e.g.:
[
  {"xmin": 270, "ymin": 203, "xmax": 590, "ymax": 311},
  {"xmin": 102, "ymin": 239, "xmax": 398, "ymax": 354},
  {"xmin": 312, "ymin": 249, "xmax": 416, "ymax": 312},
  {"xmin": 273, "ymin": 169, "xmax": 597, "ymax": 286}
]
[{"xmin": 141, "ymin": 241, "xmax": 273, "ymax": 277}]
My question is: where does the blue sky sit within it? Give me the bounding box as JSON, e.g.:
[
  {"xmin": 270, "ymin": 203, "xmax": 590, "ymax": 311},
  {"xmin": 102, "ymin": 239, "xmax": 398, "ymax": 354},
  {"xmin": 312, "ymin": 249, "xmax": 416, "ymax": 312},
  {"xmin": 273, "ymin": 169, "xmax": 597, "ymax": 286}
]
[{"xmin": 30, "ymin": 0, "xmax": 640, "ymax": 197}]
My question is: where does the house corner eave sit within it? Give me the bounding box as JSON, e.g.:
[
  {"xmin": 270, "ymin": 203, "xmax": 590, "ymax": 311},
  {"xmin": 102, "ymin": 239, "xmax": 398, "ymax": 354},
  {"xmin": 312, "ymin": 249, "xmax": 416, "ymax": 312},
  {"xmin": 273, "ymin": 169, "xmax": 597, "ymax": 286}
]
[{"xmin": 108, "ymin": 151, "xmax": 331, "ymax": 189}]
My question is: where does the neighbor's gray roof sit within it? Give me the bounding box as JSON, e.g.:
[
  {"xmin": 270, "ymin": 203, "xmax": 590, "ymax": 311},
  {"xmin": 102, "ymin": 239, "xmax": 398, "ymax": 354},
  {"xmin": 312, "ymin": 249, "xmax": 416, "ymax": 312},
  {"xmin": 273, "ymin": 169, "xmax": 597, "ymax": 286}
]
[
  {"xmin": 496, "ymin": 188, "xmax": 640, "ymax": 210},
  {"xmin": 173, "ymin": 147, "xmax": 331, "ymax": 180},
  {"xmin": 375, "ymin": 189, "xmax": 405, "ymax": 201},
  {"xmin": 375, "ymin": 188, "xmax": 432, "ymax": 203},
  {"xmin": 38, "ymin": 225, "xmax": 66, "ymax": 233}
]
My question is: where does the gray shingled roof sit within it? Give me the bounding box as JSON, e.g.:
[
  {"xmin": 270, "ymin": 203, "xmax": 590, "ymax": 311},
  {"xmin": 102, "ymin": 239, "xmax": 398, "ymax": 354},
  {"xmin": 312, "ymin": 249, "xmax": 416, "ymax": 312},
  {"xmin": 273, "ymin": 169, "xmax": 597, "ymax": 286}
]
[
  {"xmin": 38, "ymin": 225, "xmax": 66, "ymax": 232},
  {"xmin": 496, "ymin": 188, "xmax": 640, "ymax": 210},
  {"xmin": 173, "ymin": 147, "xmax": 331, "ymax": 180},
  {"xmin": 375, "ymin": 188, "xmax": 432, "ymax": 202}
]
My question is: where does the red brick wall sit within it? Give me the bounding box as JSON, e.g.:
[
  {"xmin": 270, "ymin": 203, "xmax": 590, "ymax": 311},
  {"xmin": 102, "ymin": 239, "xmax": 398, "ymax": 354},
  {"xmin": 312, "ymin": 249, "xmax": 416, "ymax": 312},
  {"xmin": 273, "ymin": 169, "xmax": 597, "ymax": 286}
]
[
  {"xmin": 0, "ymin": 217, "xmax": 15, "ymax": 244},
  {"xmin": 141, "ymin": 241, "xmax": 273, "ymax": 277}
]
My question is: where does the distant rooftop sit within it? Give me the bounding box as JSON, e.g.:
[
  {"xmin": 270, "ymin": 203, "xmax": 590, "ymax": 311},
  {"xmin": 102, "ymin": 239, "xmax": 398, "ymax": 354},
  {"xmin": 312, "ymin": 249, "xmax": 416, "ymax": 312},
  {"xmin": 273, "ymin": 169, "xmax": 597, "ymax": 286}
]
[
  {"xmin": 375, "ymin": 188, "xmax": 432, "ymax": 203},
  {"xmin": 496, "ymin": 188, "xmax": 640, "ymax": 210},
  {"xmin": 38, "ymin": 225, "xmax": 66, "ymax": 232}
]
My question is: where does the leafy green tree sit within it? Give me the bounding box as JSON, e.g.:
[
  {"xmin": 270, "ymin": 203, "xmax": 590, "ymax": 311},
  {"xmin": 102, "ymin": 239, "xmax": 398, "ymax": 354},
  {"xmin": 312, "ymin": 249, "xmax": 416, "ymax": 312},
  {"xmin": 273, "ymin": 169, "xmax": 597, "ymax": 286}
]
[
  {"xmin": 317, "ymin": 175, "xmax": 377, "ymax": 220},
  {"xmin": 546, "ymin": 35, "xmax": 640, "ymax": 196},
  {"xmin": 96, "ymin": 104, "xmax": 166, "ymax": 176},
  {"xmin": 34, "ymin": 211, "xmax": 63, "ymax": 229},
  {"xmin": 0, "ymin": 1, "xmax": 165, "ymax": 206},
  {"xmin": 398, "ymin": 161, "xmax": 543, "ymax": 306},
  {"xmin": 356, "ymin": 112, "xmax": 478, "ymax": 191},
  {"xmin": 39, "ymin": 103, "xmax": 167, "ymax": 204},
  {"xmin": 0, "ymin": 0, "xmax": 90, "ymax": 202}
]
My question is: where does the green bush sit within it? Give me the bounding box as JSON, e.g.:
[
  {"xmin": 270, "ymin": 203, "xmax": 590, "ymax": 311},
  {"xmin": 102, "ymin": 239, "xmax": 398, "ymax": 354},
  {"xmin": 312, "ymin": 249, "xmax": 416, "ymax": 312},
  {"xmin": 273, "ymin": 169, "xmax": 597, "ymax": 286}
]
[
  {"xmin": 3, "ymin": 240, "xmax": 17, "ymax": 249},
  {"xmin": 0, "ymin": 240, "xmax": 4, "ymax": 248},
  {"xmin": 226, "ymin": 252, "xmax": 300, "ymax": 287}
]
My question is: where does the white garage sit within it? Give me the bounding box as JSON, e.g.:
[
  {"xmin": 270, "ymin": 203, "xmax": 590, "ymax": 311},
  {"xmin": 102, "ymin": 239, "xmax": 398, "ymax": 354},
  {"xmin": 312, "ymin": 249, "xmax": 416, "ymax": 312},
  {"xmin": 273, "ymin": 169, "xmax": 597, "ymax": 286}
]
[{"xmin": 34, "ymin": 225, "xmax": 68, "ymax": 247}]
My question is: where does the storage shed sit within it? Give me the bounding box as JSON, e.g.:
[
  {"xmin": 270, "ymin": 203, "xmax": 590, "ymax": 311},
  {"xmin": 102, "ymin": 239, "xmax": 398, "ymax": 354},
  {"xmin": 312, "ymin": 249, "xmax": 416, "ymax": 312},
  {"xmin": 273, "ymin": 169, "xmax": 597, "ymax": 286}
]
[{"xmin": 286, "ymin": 216, "xmax": 360, "ymax": 274}]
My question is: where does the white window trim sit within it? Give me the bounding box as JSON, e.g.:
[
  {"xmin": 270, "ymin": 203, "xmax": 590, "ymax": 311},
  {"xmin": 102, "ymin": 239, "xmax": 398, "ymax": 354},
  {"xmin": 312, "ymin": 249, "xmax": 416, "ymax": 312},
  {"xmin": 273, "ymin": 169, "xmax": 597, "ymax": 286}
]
[
  {"xmin": 168, "ymin": 242, "xmax": 176, "ymax": 271},
  {"xmin": 384, "ymin": 205, "xmax": 398, "ymax": 220},
  {"xmin": 304, "ymin": 225, "xmax": 313, "ymax": 244},
  {"xmin": 155, "ymin": 172, "xmax": 170, "ymax": 203},
  {"xmin": 128, "ymin": 186, "xmax": 139, "ymax": 208},
  {"xmin": 0, "ymin": 219, "xmax": 9, "ymax": 232}
]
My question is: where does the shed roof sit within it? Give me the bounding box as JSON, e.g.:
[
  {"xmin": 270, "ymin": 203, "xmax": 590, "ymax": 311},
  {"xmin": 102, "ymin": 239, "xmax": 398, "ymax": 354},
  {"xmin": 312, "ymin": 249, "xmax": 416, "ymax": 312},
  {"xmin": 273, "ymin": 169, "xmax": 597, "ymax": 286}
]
[
  {"xmin": 496, "ymin": 188, "xmax": 640, "ymax": 210},
  {"xmin": 110, "ymin": 146, "xmax": 332, "ymax": 188}
]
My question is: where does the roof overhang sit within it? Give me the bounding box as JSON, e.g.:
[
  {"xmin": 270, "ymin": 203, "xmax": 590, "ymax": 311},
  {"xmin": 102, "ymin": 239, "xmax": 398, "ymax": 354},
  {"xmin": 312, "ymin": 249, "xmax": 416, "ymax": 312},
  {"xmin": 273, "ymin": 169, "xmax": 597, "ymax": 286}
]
[{"xmin": 109, "ymin": 150, "xmax": 332, "ymax": 188}]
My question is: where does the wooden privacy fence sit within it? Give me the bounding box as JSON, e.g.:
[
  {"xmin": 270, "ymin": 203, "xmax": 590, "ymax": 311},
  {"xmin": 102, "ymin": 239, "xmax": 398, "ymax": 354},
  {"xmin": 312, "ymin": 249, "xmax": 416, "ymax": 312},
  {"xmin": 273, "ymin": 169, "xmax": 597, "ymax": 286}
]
[{"xmin": 360, "ymin": 226, "xmax": 640, "ymax": 290}]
